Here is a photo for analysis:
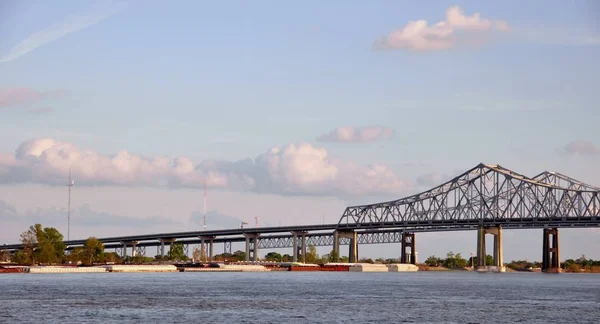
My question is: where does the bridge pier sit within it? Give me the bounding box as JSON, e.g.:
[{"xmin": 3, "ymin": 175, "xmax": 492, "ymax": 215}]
[
  {"xmin": 334, "ymin": 230, "xmax": 358, "ymax": 263},
  {"xmin": 199, "ymin": 236, "xmax": 215, "ymax": 262},
  {"xmin": 292, "ymin": 231, "xmax": 308, "ymax": 262},
  {"xmin": 120, "ymin": 241, "xmax": 139, "ymax": 258},
  {"xmin": 244, "ymin": 233, "xmax": 260, "ymax": 261},
  {"xmin": 400, "ymin": 232, "xmax": 417, "ymax": 264},
  {"xmin": 476, "ymin": 225, "xmax": 505, "ymax": 272},
  {"xmin": 158, "ymin": 238, "xmax": 176, "ymax": 259},
  {"xmin": 542, "ymin": 228, "xmax": 561, "ymax": 273}
]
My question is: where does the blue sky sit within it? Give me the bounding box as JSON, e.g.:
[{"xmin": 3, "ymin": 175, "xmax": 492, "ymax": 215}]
[{"xmin": 1, "ymin": 0, "xmax": 599, "ymax": 261}]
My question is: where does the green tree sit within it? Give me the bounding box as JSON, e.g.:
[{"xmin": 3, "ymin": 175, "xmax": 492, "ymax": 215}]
[
  {"xmin": 425, "ymin": 255, "xmax": 440, "ymax": 267},
  {"xmin": 30, "ymin": 224, "xmax": 65, "ymax": 264},
  {"xmin": 305, "ymin": 244, "xmax": 318, "ymax": 263},
  {"xmin": 12, "ymin": 250, "xmax": 28, "ymax": 264},
  {"xmin": 327, "ymin": 250, "xmax": 339, "ymax": 262},
  {"xmin": 104, "ymin": 252, "xmax": 121, "ymax": 264},
  {"xmin": 281, "ymin": 254, "xmax": 293, "ymax": 262},
  {"xmin": 20, "ymin": 225, "xmax": 37, "ymax": 265},
  {"xmin": 82, "ymin": 237, "xmax": 104, "ymax": 265},
  {"xmin": 232, "ymin": 250, "xmax": 246, "ymax": 261},
  {"xmin": 169, "ymin": 242, "xmax": 188, "ymax": 261},
  {"xmin": 265, "ymin": 252, "xmax": 282, "ymax": 262}
]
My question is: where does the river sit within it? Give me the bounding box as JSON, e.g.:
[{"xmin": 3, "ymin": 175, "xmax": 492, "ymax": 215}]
[{"xmin": 0, "ymin": 271, "xmax": 599, "ymax": 323}]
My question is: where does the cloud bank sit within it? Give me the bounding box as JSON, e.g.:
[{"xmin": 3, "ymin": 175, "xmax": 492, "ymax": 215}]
[
  {"xmin": 0, "ymin": 3, "xmax": 124, "ymax": 63},
  {"xmin": 317, "ymin": 126, "xmax": 395, "ymax": 143},
  {"xmin": 561, "ymin": 141, "xmax": 600, "ymax": 156},
  {"xmin": 0, "ymin": 88, "xmax": 65, "ymax": 109},
  {"xmin": 0, "ymin": 138, "xmax": 412, "ymax": 198},
  {"xmin": 375, "ymin": 6, "xmax": 510, "ymax": 51}
]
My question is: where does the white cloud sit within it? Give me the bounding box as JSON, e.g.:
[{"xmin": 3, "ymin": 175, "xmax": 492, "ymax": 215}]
[
  {"xmin": 0, "ymin": 138, "xmax": 412, "ymax": 198},
  {"xmin": 0, "ymin": 3, "xmax": 125, "ymax": 63},
  {"xmin": 561, "ymin": 141, "xmax": 600, "ymax": 156},
  {"xmin": 317, "ymin": 126, "xmax": 395, "ymax": 143},
  {"xmin": 375, "ymin": 6, "xmax": 510, "ymax": 51}
]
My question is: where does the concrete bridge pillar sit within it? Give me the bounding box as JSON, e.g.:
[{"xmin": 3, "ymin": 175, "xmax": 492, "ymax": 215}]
[
  {"xmin": 542, "ymin": 228, "xmax": 561, "ymax": 273},
  {"xmin": 401, "ymin": 232, "xmax": 416, "ymax": 264},
  {"xmin": 476, "ymin": 225, "xmax": 504, "ymax": 271},
  {"xmin": 158, "ymin": 238, "xmax": 176, "ymax": 259},
  {"xmin": 334, "ymin": 230, "xmax": 358, "ymax": 263},
  {"xmin": 244, "ymin": 233, "xmax": 260, "ymax": 261},
  {"xmin": 199, "ymin": 236, "xmax": 215, "ymax": 262},
  {"xmin": 120, "ymin": 241, "xmax": 139, "ymax": 258},
  {"xmin": 291, "ymin": 231, "xmax": 308, "ymax": 262}
]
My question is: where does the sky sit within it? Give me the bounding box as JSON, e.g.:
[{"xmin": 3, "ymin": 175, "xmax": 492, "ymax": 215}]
[{"xmin": 1, "ymin": 0, "xmax": 599, "ymax": 261}]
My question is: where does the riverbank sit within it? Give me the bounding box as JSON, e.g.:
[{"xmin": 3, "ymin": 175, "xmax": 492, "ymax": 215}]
[{"xmin": 1, "ymin": 262, "xmax": 419, "ymax": 274}]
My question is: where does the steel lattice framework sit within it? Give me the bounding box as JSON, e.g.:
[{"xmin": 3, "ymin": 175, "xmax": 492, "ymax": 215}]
[
  {"xmin": 338, "ymin": 163, "xmax": 600, "ymax": 228},
  {"xmin": 256, "ymin": 231, "xmax": 404, "ymax": 249},
  {"xmin": 532, "ymin": 171, "xmax": 600, "ymax": 191}
]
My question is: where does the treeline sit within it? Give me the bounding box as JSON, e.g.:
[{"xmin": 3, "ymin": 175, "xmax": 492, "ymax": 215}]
[
  {"xmin": 8, "ymin": 224, "xmax": 106, "ymax": 266},
  {"xmin": 423, "ymin": 251, "xmax": 496, "ymax": 268},
  {"xmin": 506, "ymin": 256, "xmax": 600, "ymax": 273}
]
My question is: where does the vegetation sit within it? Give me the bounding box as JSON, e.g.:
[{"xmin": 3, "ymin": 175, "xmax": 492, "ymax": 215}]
[
  {"xmin": 168, "ymin": 242, "xmax": 188, "ymax": 261},
  {"xmin": 424, "ymin": 251, "xmax": 470, "ymax": 268},
  {"xmin": 5, "ymin": 223, "xmax": 600, "ymax": 271}
]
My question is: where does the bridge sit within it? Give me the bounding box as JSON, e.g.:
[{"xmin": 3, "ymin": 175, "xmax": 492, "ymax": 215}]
[{"xmin": 2, "ymin": 163, "xmax": 599, "ymax": 272}]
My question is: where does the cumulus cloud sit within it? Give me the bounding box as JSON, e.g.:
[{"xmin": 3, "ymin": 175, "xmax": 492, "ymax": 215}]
[
  {"xmin": 0, "ymin": 88, "xmax": 65, "ymax": 109},
  {"xmin": 0, "ymin": 138, "xmax": 412, "ymax": 198},
  {"xmin": 561, "ymin": 141, "xmax": 600, "ymax": 156},
  {"xmin": 375, "ymin": 6, "xmax": 510, "ymax": 51},
  {"xmin": 317, "ymin": 126, "xmax": 395, "ymax": 143}
]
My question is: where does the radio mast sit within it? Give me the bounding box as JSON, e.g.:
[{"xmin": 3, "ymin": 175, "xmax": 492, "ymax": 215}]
[
  {"xmin": 203, "ymin": 178, "xmax": 207, "ymax": 231},
  {"xmin": 67, "ymin": 168, "xmax": 74, "ymax": 241}
]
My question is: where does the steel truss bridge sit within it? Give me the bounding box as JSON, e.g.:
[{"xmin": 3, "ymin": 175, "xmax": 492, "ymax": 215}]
[{"xmin": 3, "ymin": 163, "xmax": 599, "ymax": 269}]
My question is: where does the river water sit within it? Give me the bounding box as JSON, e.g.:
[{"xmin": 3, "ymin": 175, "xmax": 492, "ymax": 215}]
[{"xmin": 0, "ymin": 271, "xmax": 599, "ymax": 323}]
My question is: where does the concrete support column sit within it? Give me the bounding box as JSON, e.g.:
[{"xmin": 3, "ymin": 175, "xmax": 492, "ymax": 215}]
[
  {"xmin": 542, "ymin": 228, "xmax": 561, "ymax": 273},
  {"xmin": 401, "ymin": 233, "xmax": 416, "ymax": 264},
  {"xmin": 476, "ymin": 225, "xmax": 504, "ymax": 272},
  {"xmin": 476, "ymin": 226, "xmax": 486, "ymax": 267},
  {"xmin": 292, "ymin": 233, "xmax": 298, "ymax": 262},
  {"xmin": 199, "ymin": 236, "xmax": 215, "ymax": 262},
  {"xmin": 333, "ymin": 231, "xmax": 340, "ymax": 261},
  {"xmin": 348, "ymin": 231, "xmax": 358, "ymax": 263},
  {"xmin": 291, "ymin": 231, "xmax": 308, "ymax": 262},
  {"xmin": 244, "ymin": 233, "xmax": 260, "ymax": 261},
  {"xmin": 301, "ymin": 233, "xmax": 307, "ymax": 263},
  {"xmin": 334, "ymin": 230, "xmax": 357, "ymax": 262},
  {"xmin": 120, "ymin": 241, "xmax": 139, "ymax": 258},
  {"xmin": 158, "ymin": 238, "xmax": 176, "ymax": 259}
]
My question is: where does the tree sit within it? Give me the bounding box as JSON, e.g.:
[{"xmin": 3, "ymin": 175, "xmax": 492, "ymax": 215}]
[
  {"xmin": 425, "ymin": 255, "xmax": 440, "ymax": 267},
  {"xmin": 327, "ymin": 250, "xmax": 339, "ymax": 262},
  {"xmin": 282, "ymin": 254, "xmax": 293, "ymax": 262},
  {"xmin": 82, "ymin": 237, "xmax": 104, "ymax": 265},
  {"xmin": 305, "ymin": 244, "xmax": 318, "ymax": 263},
  {"xmin": 20, "ymin": 225, "xmax": 37, "ymax": 265},
  {"xmin": 265, "ymin": 252, "xmax": 282, "ymax": 262},
  {"xmin": 12, "ymin": 250, "xmax": 27, "ymax": 264},
  {"xmin": 169, "ymin": 243, "xmax": 187, "ymax": 261},
  {"xmin": 23, "ymin": 224, "xmax": 66, "ymax": 265},
  {"xmin": 232, "ymin": 250, "xmax": 246, "ymax": 261}
]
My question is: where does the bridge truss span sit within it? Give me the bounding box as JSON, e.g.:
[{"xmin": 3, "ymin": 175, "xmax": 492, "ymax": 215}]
[{"xmin": 339, "ymin": 163, "xmax": 600, "ymax": 227}]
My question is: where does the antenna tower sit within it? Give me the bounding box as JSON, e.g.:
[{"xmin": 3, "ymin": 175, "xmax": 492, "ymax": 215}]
[
  {"xmin": 203, "ymin": 178, "xmax": 207, "ymax": 231},
  {"xmin": 67, "ymin": 168, "xmax": 74, "ymax": 241}
]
